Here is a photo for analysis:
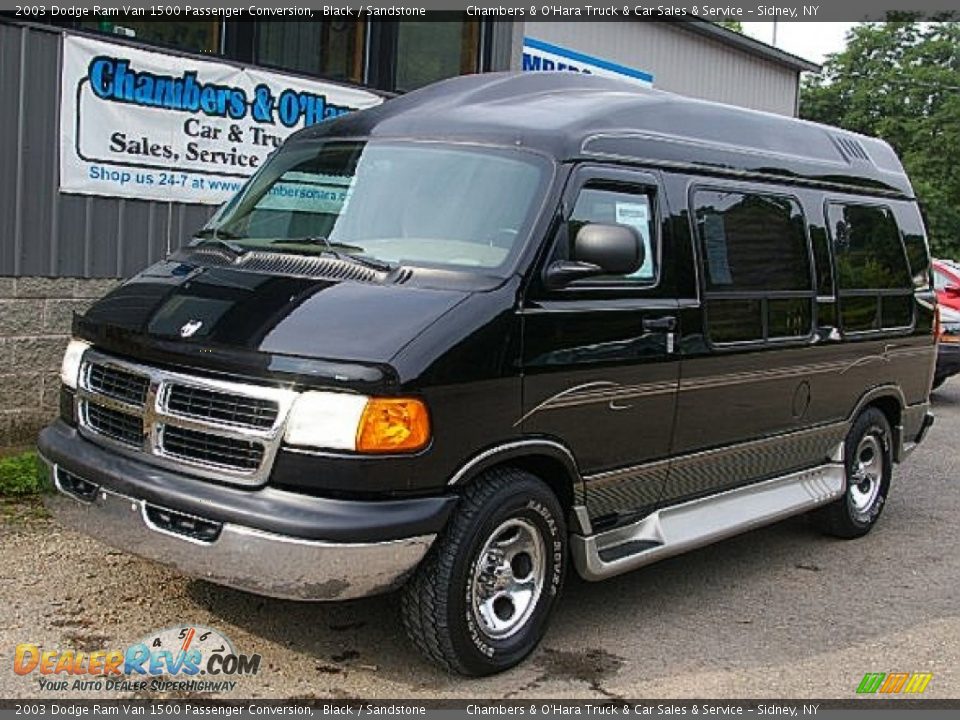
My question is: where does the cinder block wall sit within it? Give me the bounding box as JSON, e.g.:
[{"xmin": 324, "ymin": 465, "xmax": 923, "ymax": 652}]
[{"xmin": 0, "ymin": 276, "xmax": 120, "ymax": 448}]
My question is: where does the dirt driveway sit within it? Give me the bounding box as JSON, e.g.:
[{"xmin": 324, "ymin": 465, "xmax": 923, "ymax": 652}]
[{"xmin": 3, "ymin": 386, "xmax": 959, "ymax": 700}]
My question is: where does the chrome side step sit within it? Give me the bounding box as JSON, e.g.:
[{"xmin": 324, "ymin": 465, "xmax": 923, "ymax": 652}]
[{"xmin": 571, "ymin": 463, "xmax": 846, "ymax": 581}]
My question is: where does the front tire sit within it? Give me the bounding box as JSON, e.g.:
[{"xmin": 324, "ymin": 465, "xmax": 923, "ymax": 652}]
[
  {"xmin": 818, "ymin": 407, "xmax": 893, "ymax": 539},
  {"xmin": 400, "ymin": 468, "xmax": 566, "ymax": 676}
]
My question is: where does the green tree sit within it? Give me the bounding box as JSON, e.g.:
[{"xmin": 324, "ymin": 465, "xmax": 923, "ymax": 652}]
[
  {"xmin": 800, "ymin": 19, "xmax": 960, "ymax": 259},
  {"xmin": 716, "ymin": 20, "xmax": 744, "ymax": 33}
]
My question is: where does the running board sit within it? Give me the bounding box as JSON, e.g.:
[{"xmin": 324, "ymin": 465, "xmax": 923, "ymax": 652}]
[{"xmin": 571, "ymin": 463, "xmax": 846, "ymax": 581}]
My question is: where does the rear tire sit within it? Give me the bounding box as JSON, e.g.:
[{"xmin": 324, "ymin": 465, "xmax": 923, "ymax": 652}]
[
  {"xmin": 818, "ymin": 407, "xmax": 893, "ymax": 539},
  {"xmin": 400, "ymin": 468, "xmax": 566, "ymax": 676}
]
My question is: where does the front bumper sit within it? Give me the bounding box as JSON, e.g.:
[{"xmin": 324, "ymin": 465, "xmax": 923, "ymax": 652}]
[{"xmin": 38, "ymin": 422, "xmax": 455, "ymax": 601}]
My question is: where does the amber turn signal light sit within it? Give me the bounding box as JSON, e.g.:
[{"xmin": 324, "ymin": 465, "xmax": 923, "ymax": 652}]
[{"xmin": 356, "ymin": 398, "xmax": 431, "ymax": 453}]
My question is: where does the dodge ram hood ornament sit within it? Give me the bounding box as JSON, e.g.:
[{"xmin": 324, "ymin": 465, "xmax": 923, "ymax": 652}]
[{"xmin": 179, "ymin": 320, "xmax": 203, "ymax": 338}]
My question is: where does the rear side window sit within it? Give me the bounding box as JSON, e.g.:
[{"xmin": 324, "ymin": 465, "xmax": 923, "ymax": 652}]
[
  {"xmin": 828, "ymin": 203, "xmax": 913, "ymax": 332},
  {"xmin": 898, "ymin": 205, "xmax": 932, "ymax": 290},
  {"xmin": 693, "ymin": 190, "xmax": 814, "ymax": 344}
]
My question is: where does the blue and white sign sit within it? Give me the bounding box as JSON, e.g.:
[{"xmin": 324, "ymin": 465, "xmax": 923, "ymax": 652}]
[
  {"xmin": 59, "ymin": 35, "xmax": 382, "ymax": 204},
  {"xmin": 522, "ymin": 37, "xmax": 654, "ymax": 87}
]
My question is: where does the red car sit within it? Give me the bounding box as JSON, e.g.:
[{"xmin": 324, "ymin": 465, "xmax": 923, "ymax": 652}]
[
  {"xmin": 933, "ymin": 260, "xmax": 960, "ymax": 388},
  {"xmin": 933, "ymin": 258, "xmax": 960, "ymax": 311}
]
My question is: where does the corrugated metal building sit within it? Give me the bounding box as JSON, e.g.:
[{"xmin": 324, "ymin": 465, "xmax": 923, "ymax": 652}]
[
  {"xmin": 0, "ymin": 17, "xmax": 817, "ymax": 446},
  {"xmin": 0, "ymin": 18, "xmax": 816, "ymax": 280},
  {"xmin": 0, "ymin": 23, "xmax": 215, "ymax": 280},
  {"xmin": 518, "ymin": 21, "xmax": 816, "ymax": 116}
]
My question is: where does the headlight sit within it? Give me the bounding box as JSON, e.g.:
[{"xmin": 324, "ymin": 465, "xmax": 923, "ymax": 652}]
[
  {"xmin": 284, "ymin": 392, "xmax": 431, "ymax": 453},
  {"xmin": 60, "ymin": 339, "xmax": 91, "ymax": 389}
]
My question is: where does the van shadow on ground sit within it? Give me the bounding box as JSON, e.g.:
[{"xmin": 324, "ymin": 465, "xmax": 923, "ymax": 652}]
[
  {"xmin": 179, "ymin": 381, "xmax": 960, "ymax": 692},
  {"xmin": 183, "ymin": 467, "xmax": 958, "ymax": 694}
]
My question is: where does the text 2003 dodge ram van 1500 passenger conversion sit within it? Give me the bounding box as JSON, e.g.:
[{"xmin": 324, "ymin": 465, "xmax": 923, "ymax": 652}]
[{"xmin": 39, "ymin": 73, "xmax": 937, "ymax": 675}]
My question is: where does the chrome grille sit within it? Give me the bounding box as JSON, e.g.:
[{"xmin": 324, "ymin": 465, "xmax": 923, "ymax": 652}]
[
  {"xmin": 83, "ymin": 402, "xmax": 144, "ymax": 447},
  {"xmin": 165, "ymin": 384, "xmax": 278, "ymax": 429},
  {"xmin": 86, "ymin": 363, "xmax": 149, "ymax": 407},
  {"xmin": 161, "ymin": 426, "xmax": 265, "ymax": 471},
  {"xmin": 76, "ymin": 352, "xmax": 297, "ymax": 486}
]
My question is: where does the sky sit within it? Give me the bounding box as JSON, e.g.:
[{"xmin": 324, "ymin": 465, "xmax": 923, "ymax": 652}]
[{"xmin": 741, "ymin": 22, "xmax": 856, "ymax": 64}]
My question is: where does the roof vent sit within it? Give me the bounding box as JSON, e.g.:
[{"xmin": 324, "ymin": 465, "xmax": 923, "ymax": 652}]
[{"xmin": 833, "ymin": 135, "xmax": 870, "ymax": 163}]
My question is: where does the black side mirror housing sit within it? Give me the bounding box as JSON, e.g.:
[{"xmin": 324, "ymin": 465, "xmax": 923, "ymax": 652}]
[
  {"xmin": 574, "ymin": 223, "xmax": 643, "ymax": 274},
  {"xmin": 544, "ymin": 223, "xmax": 643, "ymax": 289}
]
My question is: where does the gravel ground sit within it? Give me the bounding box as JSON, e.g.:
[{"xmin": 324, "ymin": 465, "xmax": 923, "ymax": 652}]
[{"xmin": 2, "ymin": 384, "xmax": 958, "ymax": 700}]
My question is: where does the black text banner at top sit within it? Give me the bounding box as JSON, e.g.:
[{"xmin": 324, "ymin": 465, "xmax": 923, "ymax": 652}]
[{"xmin": 4, "ymin": 1, "xmax": 960, "ymax": 22}]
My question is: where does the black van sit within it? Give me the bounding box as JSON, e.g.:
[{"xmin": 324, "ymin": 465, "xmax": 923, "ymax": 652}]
[{"xmin": 39, "ymin": 73, "xmax": 936, "ymax": 676}]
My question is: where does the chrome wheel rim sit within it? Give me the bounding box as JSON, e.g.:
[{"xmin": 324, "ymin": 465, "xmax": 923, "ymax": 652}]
[
  {"xmin": 848, "ymin": 434, "xmax": 883, "ymax": 518},
  {"xmin": 470, "ymin": 518, "xmax": 546, "ymax": 640}
]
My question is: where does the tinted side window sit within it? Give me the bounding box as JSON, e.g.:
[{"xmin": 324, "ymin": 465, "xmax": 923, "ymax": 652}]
[
  {"xmin": 897, "ymin": 204, "xmax": 932, "ymax": 290},
  {"xmin": 831, "ymin": 204, "xmax": 912, "ymax": 290},
  {"xmin": 693, "ymin": 190, "xmax": 814, "ymax": 345},
  {"xmin": 695, "ymin": 191, "xmax": 811, "ymax": 292},
  {"xmin": 560, "ymin": 185, "xmax": 656, "ymax": 284},
  {"xmin": 828, "ymin": 202, "xmax": 914, "ymax": 333}
]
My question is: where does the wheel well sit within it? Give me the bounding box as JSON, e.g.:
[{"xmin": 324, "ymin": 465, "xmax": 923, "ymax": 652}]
[
  {"xmin": 510, "ymin": 454, "xmax": 577, "ymax": 513},
  {"xmin": 865, "ymin": 395, "xmax": 902, "ymax": 431},
  {"xmin": 466, "ymin": 453, "xmax": 578, "ymax": 517}
]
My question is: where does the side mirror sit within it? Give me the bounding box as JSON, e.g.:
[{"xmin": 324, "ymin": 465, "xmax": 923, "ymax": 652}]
[
  {"xmin": 544, "ymin": 223, "xmax": 643, "ymax": 289},
  {"xmin": 946, "ymin": 283, "xmax": 960, "ymax": 297}
]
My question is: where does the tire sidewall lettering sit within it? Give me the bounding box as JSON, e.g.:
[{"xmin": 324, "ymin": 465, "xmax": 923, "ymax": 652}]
[
  {"xmin": 462, "ymin": 498, "xmax": 563, "ymax": 658},
  {"xmin": 464, "ymin": 558, "xmax": 497, "ymax": 658}
]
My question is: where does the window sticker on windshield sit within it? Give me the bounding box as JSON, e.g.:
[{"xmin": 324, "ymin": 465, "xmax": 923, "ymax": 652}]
[
  {"xmin": 615, "ymin": 201, "xmax": 654, "ymax": 279},
  {"xmin": 256, "ymin": 173, "xmax": 351, "ymax": 215}
]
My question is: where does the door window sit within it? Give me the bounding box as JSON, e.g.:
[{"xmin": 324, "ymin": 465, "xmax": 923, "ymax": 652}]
[{"xmin": 554, "ymin": 184, "xmax": 657, "ymax": 285}]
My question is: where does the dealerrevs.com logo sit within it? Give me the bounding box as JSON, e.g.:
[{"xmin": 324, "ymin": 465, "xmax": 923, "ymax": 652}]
[
  {"xmin": 14, "ymin": 625, "xmax": 260, "ymax": 693},
  {"xmin": 856, "ymin": 672, "xmax": 934, "ymax": 695}
]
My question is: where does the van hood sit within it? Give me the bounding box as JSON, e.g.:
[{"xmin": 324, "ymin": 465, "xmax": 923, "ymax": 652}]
[{"xmin": 75, "ymin": 260, "xmax": 469, "ymax": 391}]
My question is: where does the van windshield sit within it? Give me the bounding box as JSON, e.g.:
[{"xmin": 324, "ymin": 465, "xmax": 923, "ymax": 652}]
[{"xmin": 202, "ymin": 140, "xmax": 551, "ymax": 274}]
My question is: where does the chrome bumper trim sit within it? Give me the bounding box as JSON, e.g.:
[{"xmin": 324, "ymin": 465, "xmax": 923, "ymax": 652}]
[{"xmin": 43, "ymin": 462, "xmax": 434, "ymax": 601}]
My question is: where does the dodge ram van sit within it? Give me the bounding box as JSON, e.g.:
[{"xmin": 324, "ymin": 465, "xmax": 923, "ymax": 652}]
[{"xmin": 39, "ymin": 73, "xmax": 936, "ymax": 675}]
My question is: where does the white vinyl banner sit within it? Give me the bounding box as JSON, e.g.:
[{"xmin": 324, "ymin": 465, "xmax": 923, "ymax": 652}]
[{"xmin": 59, "ymin": 35, "xmax": 383, "ymax": 204}]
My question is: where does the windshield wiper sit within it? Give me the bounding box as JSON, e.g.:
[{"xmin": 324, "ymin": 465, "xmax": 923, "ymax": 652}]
[
  {"xmin": 190, "ymin": 228, "xmax": 250, "ymax": 257},
  {"xmin": 271, "ymin": 236, "xmax": 364, "ymax": 252},
  {"xmin": 271, "ymin": 236, "xmax": 394, "ymax": 272},
  {"xmin": 193, "ymin": 227, "xmax": 246, "ymax": 240}
]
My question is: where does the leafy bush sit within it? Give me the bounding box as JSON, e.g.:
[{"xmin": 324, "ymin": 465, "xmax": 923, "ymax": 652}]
[{"xmin": 0, "ymin": 451, "xmax": 49, "ymax": 496}]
